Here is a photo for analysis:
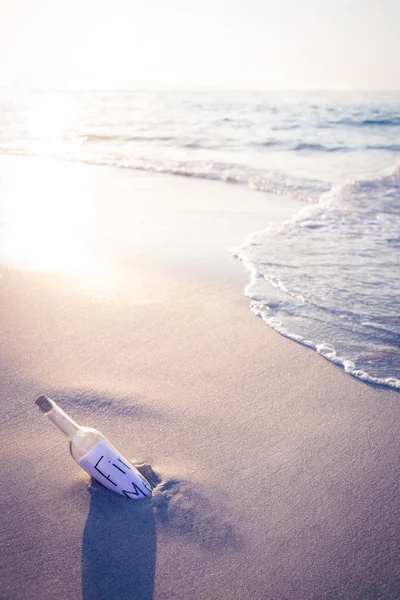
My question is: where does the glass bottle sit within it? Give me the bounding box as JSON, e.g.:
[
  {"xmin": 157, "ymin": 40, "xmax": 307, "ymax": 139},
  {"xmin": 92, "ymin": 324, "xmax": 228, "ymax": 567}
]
[{"xmin": 35, "ymin": 395, "xmax": 153, "ymax": 499}]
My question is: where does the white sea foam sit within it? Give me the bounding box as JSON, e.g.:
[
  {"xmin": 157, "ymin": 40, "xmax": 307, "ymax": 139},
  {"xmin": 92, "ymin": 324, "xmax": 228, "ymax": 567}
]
[{"xmin": 236, "ymin": 163, "xmax": 400, "ymax": 389}]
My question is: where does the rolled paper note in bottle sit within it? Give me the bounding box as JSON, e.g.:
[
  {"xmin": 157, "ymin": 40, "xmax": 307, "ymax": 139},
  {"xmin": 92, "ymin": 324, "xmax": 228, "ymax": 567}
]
[{"xmin": 35, "ymin": 395, "xmax": 153, "ymax": 499}]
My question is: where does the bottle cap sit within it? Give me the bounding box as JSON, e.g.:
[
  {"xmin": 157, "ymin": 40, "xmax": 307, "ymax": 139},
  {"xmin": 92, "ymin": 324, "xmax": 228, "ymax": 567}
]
[{"xmin": 35, "ymin": 395, "xmax": 54, "ymax": 413}]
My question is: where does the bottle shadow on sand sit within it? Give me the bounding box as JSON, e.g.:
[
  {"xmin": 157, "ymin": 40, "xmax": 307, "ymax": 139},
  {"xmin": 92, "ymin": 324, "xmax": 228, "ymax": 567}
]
[
  {"xmin": 82, "ymin": 481, "xmax": 157, "ymax": 600},
  {"xmin": 82, "ymin": 466, "xmax": 239, "ymax": 600}
]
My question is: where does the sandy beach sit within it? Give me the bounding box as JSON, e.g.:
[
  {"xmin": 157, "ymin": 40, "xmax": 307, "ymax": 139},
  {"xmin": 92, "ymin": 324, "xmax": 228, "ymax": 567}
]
[{"xmin": 1, "ymin": 156, "xmax": 400, "ymax": 600}]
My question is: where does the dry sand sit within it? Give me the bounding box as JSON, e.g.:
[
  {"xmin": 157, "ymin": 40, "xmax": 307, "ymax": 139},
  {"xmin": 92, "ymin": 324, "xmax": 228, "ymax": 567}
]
[{"xmin": 1, "ymin": 157, "xmax": 399, "ymax": 600}]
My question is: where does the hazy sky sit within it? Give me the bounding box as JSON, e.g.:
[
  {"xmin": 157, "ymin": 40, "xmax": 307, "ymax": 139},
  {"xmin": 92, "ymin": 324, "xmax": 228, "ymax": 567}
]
[{"xmin": 1, "ymin": 0, "xmax": 399, "ymax": 90}]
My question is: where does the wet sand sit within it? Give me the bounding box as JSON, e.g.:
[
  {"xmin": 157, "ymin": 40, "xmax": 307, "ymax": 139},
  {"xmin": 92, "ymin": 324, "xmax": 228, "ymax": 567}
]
[{"xmin": 1, "ymin": 157, "xmax": 399, "ymax": 599}]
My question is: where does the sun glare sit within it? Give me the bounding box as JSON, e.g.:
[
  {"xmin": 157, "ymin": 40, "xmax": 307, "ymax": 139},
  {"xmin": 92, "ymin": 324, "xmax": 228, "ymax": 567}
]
[
  {"xmin": 27, "ymin": 93, "xmax": 78, "ymax": 140},
  {"xmin": 1, "ymin": 159, "xmax": 98, "ymax": 275}
]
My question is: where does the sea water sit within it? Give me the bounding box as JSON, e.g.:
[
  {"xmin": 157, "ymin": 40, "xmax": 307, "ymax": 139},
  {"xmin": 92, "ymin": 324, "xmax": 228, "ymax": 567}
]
[{"xmin": 0, "ymin": 88, "xmax": 399, "ymax": 388}]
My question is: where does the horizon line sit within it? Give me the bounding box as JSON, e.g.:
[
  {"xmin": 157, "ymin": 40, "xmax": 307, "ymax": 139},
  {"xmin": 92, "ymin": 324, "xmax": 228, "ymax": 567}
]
[{"xmin": 2, "ymin": 83, "xmax": 400, "ymax": 94}]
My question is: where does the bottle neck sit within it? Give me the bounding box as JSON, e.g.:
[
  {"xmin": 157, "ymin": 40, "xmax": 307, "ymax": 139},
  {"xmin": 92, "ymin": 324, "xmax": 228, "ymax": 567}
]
[
  {"xmin": 48, "ymin": 405, "xmax": 82, "ymax": 439},
  {"xmin": 37, "ymin": 396, "xmax": 82, "ymax": 439}
]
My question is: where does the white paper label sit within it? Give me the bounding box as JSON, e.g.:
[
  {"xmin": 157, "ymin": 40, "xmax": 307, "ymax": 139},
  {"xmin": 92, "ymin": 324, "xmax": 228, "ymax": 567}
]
[{"xmin": 79, "ymin": 440, "xmax": 152, "ymax": 499}]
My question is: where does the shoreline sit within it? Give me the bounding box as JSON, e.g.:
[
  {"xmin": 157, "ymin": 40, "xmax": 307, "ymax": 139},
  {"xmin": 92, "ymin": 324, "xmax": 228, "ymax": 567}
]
[{"xmin": 1, "ymin": 155, "xmax": 399, "ymax": 599}]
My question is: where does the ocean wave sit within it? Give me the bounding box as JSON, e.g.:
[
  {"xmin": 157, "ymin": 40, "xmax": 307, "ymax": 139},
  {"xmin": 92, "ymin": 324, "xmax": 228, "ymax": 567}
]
[
  {"xmin": 367, "ymin": 144, "xmax": 400, "ymax": 152},
  {"xmin": 112, "ymin": 159, "xmax": 329, "ymax": 200},
  {"xmin": 334, "ymin": 116, "xmax": 400, "ymax": 128},
  {"xmin": 235, "ymin": 163, "xmax": 400, "ymax": 390},
  {"xmin": 255, "ymin": 140, "xmax": 400, "ymax": 153},
  {"xmin": 293, "ymin": 142, "xmax": 349, "ymax": 153},
  {"xmin": 250, "ymin": 306, "xmax": 400, "ymax": 389},
  {"xmin": 76, "ymin": 133, "xmax": 175, "ymax": 143},
  {"xmin": 0, "ymin": 145, "xmax": 329, "ymax": 201},
  {"xmin": 256, "ymin": 140, "xmax": 282, "ymax": 148},
  {"xmin": 359, "ymin": 117, "xmax": 400, "ymax": 127}
]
